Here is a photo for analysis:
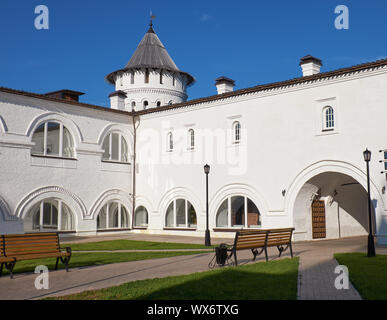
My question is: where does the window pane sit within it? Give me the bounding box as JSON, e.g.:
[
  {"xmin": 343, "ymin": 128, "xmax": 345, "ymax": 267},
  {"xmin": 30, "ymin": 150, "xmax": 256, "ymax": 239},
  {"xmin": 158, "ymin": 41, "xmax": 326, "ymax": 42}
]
[
  {"xmin": 165, "ymin": 202, "xmax": 174, "ymax": 227},
  {"xmin": 187, "ymin": 201, "xmax": 197, "ymax": 228},
  {"xmin": 111, "ymin": 133, "xmax": 119, "ymax": 161},
  {"xmin": 102, "ymin": 135, "xmax": 110, "ymax": 160},
  {"xmin": 121, "ymin": 137, "xmax": 129, "ymax": 163},
  {"xmin": 231, "ymin": 196, "xmax": 245, "ymax": 227},
  {"xmin": 97, "ymin": 206, "xmax": 107, "ymax": 230},
  {"xmin": 62, "ymin": 126, "xmax": 74, "ymax": 158},
  {"xmin": 176, "ymin": 199, "xmax": 186, "ymax": 227},
  {"xmin": 110, "ymin": 202, "xmax": 119, "ymax": 228},
  {"xmin": 247, "ymin": 198, "xmax": 260, "ymax": 228},
  {"xmin": 61, "ymin": 203, "xmax": 74, "ymax": 231},
  {"xmin": 121, "ymin": 206, "xmax": 129, "ymax": 228},
  {"xmin": 216, "ymin": 199, "xmax": 228, "ymax": 227},
  {"xmin": 135, "ymin": 206, "xmax": 148, "ymax": 227},
  {"xmin": 46, "ymin": 122, "xmax": 60, "ymax": 156},
  {"xmin": 31, "ymin": 123, "xmax": 45, "ymax": 155}
]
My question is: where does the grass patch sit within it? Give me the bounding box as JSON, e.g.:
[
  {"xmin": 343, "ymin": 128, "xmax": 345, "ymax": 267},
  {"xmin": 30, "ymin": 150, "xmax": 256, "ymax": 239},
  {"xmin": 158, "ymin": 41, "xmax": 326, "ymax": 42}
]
[
  {"xmin": 66, "ymin": 239, "xmax": 213, "ymax": 251},
  {"xmin": 2, "ymin": 251, "xmax": 206, "ymax": 276},
  {"xmin": 51, "ymin": 257, "xmax": 299, "ymax": 300},
  {"xmin": 335, "ymin": 252, "xmax": 387, "ymax": 300}
]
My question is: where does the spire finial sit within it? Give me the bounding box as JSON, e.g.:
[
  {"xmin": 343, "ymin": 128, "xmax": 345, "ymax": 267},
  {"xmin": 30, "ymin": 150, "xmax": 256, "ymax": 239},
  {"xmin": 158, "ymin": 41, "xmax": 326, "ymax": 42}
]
[{"xmin": 149, "ymin": 11, "xmax": 156, "ymax": 27}]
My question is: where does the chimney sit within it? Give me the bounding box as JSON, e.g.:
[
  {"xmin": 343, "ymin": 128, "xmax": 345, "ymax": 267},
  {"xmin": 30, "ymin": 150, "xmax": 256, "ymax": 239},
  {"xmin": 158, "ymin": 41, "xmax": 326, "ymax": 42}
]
[
  {"xmin": 299, "ymin": 55, "xmax": 322, "ymax": 76},
  {"xmin": 44, "ymin": 89, "xmax": 85, "ymax": 102},
  {"xmin": 109, "ymin": 90, "xmax": 127, "ymax": 110},
  {"xmin": 215, "ymin": 76, "xmax": 235, "ymax": 94}
]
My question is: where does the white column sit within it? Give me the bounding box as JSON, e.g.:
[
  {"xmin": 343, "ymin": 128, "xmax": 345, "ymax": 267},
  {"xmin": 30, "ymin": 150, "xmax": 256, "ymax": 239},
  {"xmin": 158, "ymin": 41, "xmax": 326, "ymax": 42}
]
[
  {"xmin": 43, "ymin": 123, "xmax": 48, "ymax": 156},
  {"xmin": 58, "ymin": 200, "xmax": 62, "ymax": 231},
  {"xmin": 228, "ymin": 197, "xmax": 231, "ymax": 227},
  {"xmin": 106, "ymin": 203, "xmax": 109, "ymax": 229},
  {"xmin": 39, "ymin": 201, "xmax": 44, "ymax": 231},
  {"xmin": 244, "ymin": 197, "xmax": 248, "ymax": 228},
  {"xmin": 59, "ymin": 124, "xmax": 63, "ymax": 157},
  {"xmin": 118, "ymin": 203, "xmax": 122, "ymax": 228}
]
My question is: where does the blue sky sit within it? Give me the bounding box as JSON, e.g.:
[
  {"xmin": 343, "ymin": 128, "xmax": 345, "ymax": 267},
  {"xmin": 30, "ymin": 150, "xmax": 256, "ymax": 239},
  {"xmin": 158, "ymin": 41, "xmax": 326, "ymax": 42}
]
[{"xmin": 0, "ymin": 0, "xmax": 386, "ymax": 107}]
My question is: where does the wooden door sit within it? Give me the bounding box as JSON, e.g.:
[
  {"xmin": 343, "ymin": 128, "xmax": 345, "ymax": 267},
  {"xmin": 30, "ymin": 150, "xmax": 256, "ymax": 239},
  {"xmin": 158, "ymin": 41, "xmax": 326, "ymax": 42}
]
[{"xmin": 311, "ymin": 200, "xmax": 326, "ymax": 239}]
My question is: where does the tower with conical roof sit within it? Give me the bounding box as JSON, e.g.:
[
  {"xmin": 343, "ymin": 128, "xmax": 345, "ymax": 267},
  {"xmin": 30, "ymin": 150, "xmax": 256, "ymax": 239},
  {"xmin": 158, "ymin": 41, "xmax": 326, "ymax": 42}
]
[{"xmin": 106, "ymin": 21, "xmax": 195, "ymax": 111}]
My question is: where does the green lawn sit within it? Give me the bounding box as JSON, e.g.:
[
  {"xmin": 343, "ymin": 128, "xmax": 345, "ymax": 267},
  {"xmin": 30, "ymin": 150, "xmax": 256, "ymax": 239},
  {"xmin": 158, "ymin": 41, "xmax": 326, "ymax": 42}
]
[
  {"xmin": 66, "ymin": 239, "xmax": 213, "ymax": 251},
  {"xmin": 2, "ymin": 251, "xmax": 206, "ymax": 276},
  {"xmin": 335, "ymin": 253, "xmax": 387, "ymax": 300},
  {"xmin": 50, "ymin": 257, "xmax": 299, "ymax": 300}
]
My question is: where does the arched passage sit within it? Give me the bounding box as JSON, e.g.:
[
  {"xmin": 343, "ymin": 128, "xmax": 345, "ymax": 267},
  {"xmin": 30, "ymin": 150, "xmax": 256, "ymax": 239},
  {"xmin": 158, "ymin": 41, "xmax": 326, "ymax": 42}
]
[{"xmin": 292, "ymin": 171, "xmax": 372, "ymax": 241}]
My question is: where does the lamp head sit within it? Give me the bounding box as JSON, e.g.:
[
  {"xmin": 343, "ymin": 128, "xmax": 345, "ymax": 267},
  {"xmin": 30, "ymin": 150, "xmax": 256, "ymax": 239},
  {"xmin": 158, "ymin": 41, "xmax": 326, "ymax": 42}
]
[
  {"xmin": 363, "ymin": 149, "xmax": 371, "ymax": 162},
  {"xmin": 204, "ymin": 164, "xmax": 210, "ymax": 174}
]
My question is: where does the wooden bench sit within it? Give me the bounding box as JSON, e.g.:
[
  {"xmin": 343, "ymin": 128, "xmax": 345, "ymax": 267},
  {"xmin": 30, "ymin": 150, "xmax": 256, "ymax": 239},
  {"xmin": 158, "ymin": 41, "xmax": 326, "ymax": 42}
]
[
  {"xmin": 0, "ymin": 233, "xmax": 72, "ymax": 279},
  {"xmin": 227, "ymin": 228, "xmax": 294, "ymax": 265}
]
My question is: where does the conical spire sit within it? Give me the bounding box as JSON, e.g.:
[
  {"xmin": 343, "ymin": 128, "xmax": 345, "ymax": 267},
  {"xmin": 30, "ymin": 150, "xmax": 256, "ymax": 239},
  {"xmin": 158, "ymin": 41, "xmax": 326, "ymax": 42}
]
[
  {"xmin": 124, "ymin": 25, "xmax": 180, "ymax": 72},
  {"xmin": 106, "ymin": 23, "xmax": 194, "ymax": 86}
]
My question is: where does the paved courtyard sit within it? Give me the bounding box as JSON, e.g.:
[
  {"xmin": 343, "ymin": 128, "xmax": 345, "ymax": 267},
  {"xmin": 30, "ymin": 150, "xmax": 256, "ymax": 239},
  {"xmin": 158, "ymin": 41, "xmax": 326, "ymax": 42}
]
[{"xmin": 0, "ymin": 233, "xmax": 385, "ymax": 300}]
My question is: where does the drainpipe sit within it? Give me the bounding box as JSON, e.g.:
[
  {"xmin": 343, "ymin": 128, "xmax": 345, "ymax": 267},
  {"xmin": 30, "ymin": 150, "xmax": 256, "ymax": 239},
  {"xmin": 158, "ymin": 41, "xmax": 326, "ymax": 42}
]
[{"xmin": 131, "ymin": 111, "xmax": 140, "ymax": 228}]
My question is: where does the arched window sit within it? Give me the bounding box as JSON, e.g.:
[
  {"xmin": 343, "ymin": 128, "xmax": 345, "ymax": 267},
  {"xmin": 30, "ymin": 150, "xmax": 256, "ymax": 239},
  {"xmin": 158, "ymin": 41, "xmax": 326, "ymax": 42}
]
[
  {"xmin": 216, "ymin": 196, "xmax": 260, "ymax": 228},
  {"xmin": 188, "ymin": 129, "xmax": 195, "ymax": 150},
  {"xmin": 97, "ymin": 201, "xmax": 130, "ymax": 230},
  {"xmin": 172, "ymin": 74, "xmax": 176, "ymax": 86},
  {"xmin": 24, "ymin": 199, "xmax": 75, "ymax": 232},
  {"xmin": 323, "ymin": 106, "xmax": 334, "ymax": 130},
  {"xmin": 134, "ymin": 206, "xmax": 148, "ymax": 227},
  {"xmin": 145, "ymin": 69, "xmax": 150, "ymax": 83},
  {"xmin": 233, "ymin": 121, "xmax": 241, "ymax": 143},
  {"xmin": 143, "ymin": 100, "xmax": 149, "ymax": 109},
  {"xmin": 102, "ymin": 132, "xmax": 129, "ymax": 163},
  {"xmin": 165, "ymin": 199, "xmax": 197, "ymax": 228},
  {"xmin": 156, "ymin": 101, "xmax": 161, "ymax": 107},
  {"xmin": 31, "ymin": 121, "xmax": 75, "ymax": 158},
  {"xmin": 168, "ymin": 100, "xmax": 173, "ymax": 105},
  {"xmin": 160, "ymin": 70, "xmax": 163, "ymax": 84},
  {"xmin": 167, "ymin": 132, "xmax": 173, "ymax": 152},
  {"xmin": 131, "ymin": 101, "xmax": 136, "ymax": 110}
]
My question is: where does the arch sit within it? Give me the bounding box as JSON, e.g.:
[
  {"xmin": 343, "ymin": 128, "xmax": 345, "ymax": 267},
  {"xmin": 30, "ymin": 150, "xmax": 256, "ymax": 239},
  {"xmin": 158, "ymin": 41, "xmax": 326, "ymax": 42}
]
[
  {"xmin": 97, "ymin": 123, "xmax": 133, "ymax": 147},
  {"xmin": 286, "ymin": 160, "xmax": 385, "ymax": 239},
  {"xmin": 89, "ymin": 189, "xmax": 132, "ymax": 221},
  {"xmin": 14, "ymin": 186, "xmax": 85, "ymax": 226},
  {"xmin": 158, "ymin": 187, "xmax": 203, "ymax": 223},
  {"xmin": 26, "ymin": 112, "xmax": 83, "ymax": 144},
  {"xmin": 210, "ymin": 183, "xmax": 269, "ymax": 227}
]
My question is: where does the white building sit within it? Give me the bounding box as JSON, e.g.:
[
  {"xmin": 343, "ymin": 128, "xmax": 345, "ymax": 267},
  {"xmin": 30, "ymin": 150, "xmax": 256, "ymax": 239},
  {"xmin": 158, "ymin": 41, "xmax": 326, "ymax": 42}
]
[{"xmin": 1, "ymin": 23, "xmax": 387, "ymax": 244}]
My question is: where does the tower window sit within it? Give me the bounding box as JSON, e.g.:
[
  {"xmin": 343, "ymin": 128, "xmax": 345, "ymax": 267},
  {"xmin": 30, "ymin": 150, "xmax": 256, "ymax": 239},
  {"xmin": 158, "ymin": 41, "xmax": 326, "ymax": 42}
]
[
  {"xmin": 160, "ymin": 70, "xmax": 163, "ymax": 84},
  {"xmin": 172, "ymin": 74, "xmax": 176, "ymax": 86},
  {"xmin": 130, "ymin": 72, "xmax": 134, "ymax": 84},
  {"xmin": 157, "ymin": 101, "xmax": 161, "ymax": 107},
  {"xmin": 145, "ymin": 69, "xmax": 150, "ymax": 83},
  {"xmin": 143, "ymin": 101, "xmax": 148, "ymax": 109}
]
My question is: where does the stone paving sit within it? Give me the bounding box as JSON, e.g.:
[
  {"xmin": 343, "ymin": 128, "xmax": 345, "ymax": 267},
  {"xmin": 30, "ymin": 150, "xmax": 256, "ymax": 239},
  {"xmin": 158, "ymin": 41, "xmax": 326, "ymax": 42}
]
[{"xmin": 0, "ymin": 233, "xmax": 385, "ymax": 300}]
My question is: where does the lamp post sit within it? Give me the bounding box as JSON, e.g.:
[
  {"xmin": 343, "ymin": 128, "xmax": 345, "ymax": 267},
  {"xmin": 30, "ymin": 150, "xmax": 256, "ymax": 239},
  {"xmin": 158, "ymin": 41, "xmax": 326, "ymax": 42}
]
[
  {"xmin": 204, "ymin": 164, "xmax": 211, "ymax": 246},
  {"xmin": 363, "ymin": 149, "xmax": 376, "ymax": 257}
]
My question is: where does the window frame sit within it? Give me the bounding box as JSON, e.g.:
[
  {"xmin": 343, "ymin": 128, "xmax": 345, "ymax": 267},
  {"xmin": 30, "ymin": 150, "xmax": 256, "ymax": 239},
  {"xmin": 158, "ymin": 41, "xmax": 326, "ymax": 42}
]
[
  {"xmin": 232, "ymin": 121, "xmax": 241, "ymax": 144},
  {"xmin": 101, "ymin": 132, "xmax": 130, "ymax": 164},
  {"xmin": 164, "ymin": 199, "xmax": 197, "ymax": 229},
  {"xmin": 215, "ymin": 195, "xmax": 261, "ymax": 229},
  {"xmin": 322, "ymin": 106, "xmax": 335, "ymax": 131},
  {"xmin": 31, "ymin": 121, "xmax": 75, "ymax": 159}
]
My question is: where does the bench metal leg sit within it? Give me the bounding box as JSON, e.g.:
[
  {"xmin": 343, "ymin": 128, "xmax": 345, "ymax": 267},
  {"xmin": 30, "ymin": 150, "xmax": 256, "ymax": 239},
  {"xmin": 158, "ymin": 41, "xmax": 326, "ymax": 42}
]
[
  {"xmin": 251, "ymin": 248, "xmax": 264, "ymax": 261},
  {"xmin": 289, "ymin": 243, "xmax": 293, "ymax": 258},
  {"xmin": 264, "ymin": 246, "xmax": 268, "ymax": 262},
  {"xmin": 5, "ymin": 261, "xmax": 15, "ymax": 279},
  {"xmin": 55, "ymin": 258, "xmax": 59, "ymax": 270},
  {"xmin": 0, "ymin": 263, "xmax": 3, "ymax": 277}
]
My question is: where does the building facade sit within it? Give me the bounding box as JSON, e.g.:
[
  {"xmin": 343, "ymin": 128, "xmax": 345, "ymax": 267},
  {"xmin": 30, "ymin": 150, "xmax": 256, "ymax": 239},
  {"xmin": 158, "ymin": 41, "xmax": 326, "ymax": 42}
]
[{"xmin": 1, "ymin": 23, "xmax": 387, "ymax": 244}]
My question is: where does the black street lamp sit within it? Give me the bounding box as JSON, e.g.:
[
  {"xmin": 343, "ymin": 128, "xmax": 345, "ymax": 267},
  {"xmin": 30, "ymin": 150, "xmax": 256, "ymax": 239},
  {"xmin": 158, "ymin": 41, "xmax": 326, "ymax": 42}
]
[
  {"xmin": 363, "ymin": 148, "xmax": 376, "ymax": 257},
  {"xmin": 204, "ymin": 164, "xmax": 211, "ymax": 246}
]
